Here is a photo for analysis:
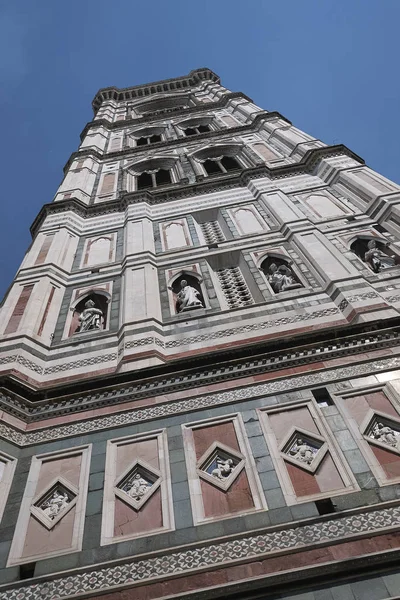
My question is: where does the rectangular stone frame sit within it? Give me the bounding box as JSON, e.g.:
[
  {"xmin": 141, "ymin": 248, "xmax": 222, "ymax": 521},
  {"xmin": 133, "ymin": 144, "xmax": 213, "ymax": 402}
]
[
  {"xmin": 258, "ymin": 400, "xmax": 359, "ymax": 506},
  {"xmin": 7, "ymin": 444, "xmax": 91, "ymax": 566},
  {"xmin": 335, "ymin": 381, "xmax": 400, "ymax": 487},
  {"xmin": 0, "ymin": 450, "xmax": 17, "ymax": 524},
  {"xmin": 182, "ymin": 413, "xmax": 267, "ymax": 525},
  {"xmin": 101, "ymin": 429, "xmax": 175, "ymax": 546}
]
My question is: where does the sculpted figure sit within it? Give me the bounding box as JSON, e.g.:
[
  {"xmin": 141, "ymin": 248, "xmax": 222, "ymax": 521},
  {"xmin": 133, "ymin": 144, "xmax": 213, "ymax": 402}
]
[
  {"xmin": 364, "ymin": 240, "xmax": 395, "ymax": 273},
  {"xmin": 42, "ymin": 491, "xmax": 69, "ymax": 519},
  {"xmin": 289, "ymin": 438, "xmax": 315, "ymax": 465},
  {"xmin": 125, "ymin": 473, "xmax": 150, "ymax": 500},
  {"xmin": 176, "ymin": 280, "xmax": 203, "ymax": 312},
  {"xmin": 211, "ymin": 458, "xmax": 234, "ymax": 480},
  {"xmin": 268, "ymin": 263, "xmax": 300, "ymax": 293},
  {"xmin": 372, "ymin": 422, "xmax": 399, "ymax": 447},
  {"xmin": 76, "ymin": 299, "xmax": 104, "ymax": 332}
]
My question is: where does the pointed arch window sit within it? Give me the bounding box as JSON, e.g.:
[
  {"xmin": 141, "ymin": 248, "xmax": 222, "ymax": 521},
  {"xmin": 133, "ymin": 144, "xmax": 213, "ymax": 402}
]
[
  {"xmin": 137, "ymin": 168, "xmax": 172, "ymax": 190},
  {"xmin": 184, "ymin": 125, "xmax": 211, "ymax": 136}
]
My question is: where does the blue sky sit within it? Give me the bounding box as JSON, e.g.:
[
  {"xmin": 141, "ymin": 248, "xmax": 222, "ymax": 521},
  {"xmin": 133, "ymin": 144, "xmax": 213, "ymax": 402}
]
[{"xmin": 0, "ymin": 0, "xmax": 399, "ymax": 299}]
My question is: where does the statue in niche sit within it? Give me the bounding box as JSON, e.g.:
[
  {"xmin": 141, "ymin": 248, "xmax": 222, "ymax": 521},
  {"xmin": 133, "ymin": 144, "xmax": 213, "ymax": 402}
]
[
  {"xmin": 41, "ymin": 490, "xmax": 69, "ymax": 519},
  {"xmin": 371, "ymin": 422, "xmax": 399, "ymax": 448},
  {"xmin": 268, "ymin": 263, "xmax": 301, "ymax": 294},
  {"xmin": 211, "ymin": 457, "xmax": 234, "ymax": 480},
  {"xmin": 76, "ymin": 299, "xmax": 104, "ymax": 333},
  {"xmin": 289, "ymin": 438, "xmax": 316, "ymax": 465},
  {"xmin": 176, "ymin": 280, "xmax": 204, "ymax": 312},
  {"xmin": 124, "ymin": 473, "xmax": 151, "ymax": 501},
  {"xmin": 364, "ymin": 240, "xmax": 396, "ymax": 273}
]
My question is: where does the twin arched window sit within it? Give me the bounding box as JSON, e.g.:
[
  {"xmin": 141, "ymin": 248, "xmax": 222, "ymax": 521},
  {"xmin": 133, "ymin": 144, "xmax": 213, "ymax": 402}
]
[
  {"xmin": 203, "ymin": 155, "xmax": 241, "ymax": 175},
  {"xmin": 137, "ymin": 169, "xmax": 172, "ymax": 190}
]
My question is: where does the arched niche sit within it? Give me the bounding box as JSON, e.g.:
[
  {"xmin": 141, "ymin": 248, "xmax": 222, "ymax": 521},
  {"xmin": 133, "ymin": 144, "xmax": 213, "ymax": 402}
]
[
  {"xmin": 260, "ymin": 255, "xmax": 302, "ymax": 294},
  {"xmin": 169, "ymin": 272, "xmax": 205, "ymax": 314},
  {"xmin": 350, "ymin": 237, "xmax": 397, "ymax": 273},
  {"xmin": 69, "ymin": 292, "xmax": 110, "ymax": 336}
]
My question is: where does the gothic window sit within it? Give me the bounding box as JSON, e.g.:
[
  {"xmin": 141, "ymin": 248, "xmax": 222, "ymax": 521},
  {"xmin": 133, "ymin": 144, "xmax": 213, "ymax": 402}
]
[
  {"xmin": 137, "ymin": 168, "xmax": 172, "ymax": 190},
  {"xmin": 184, "ymin": 125, "xmax": 210, "ymax": 136},
  {"xmin": 170, "ymin": 273, "xmax": 205, "ymax": 314},
  {"xmin": 136, "ymin": 134, "xmax": 162, "ymax": 146},
  {"xmin": 260, "ymin": 255, "xmax": 303, "ymax": 294},
  {"xmin": 203, "ymin": 156, "xmax": 241, "ymax": 176},
  {"xmin": 69, "ymin": 292, "xmax": 109, "ymax": 336}
]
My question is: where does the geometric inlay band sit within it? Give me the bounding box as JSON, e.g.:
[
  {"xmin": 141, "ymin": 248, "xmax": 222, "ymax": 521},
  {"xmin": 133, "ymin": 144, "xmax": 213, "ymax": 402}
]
[
  {"xmin": 1, "ymin": 503, "xmax": 399, "ymax": 599},
  {"xmin": 1, "ymin": 355, "xmax": 400, "ymax": 446}
]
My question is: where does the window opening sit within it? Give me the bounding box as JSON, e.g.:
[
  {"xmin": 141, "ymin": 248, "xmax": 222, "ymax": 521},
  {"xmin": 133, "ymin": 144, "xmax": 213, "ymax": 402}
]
[
  {"xmin": 203, "ymin": 156, "xmax": 241, "ymax": 176},
  {"xmin": 184, "ymin": 125, "xmax": 210, "ymax": 136},
  {"xmin": 136, "ymin": 134, "xmax": 162, "ymax": 146},
  {"xmin": 19, "ymin": 563, "xmax": 36, "ymax": 580},
  {"xmin": 315, "ymin": 498, "xmax": 336, "ymax": 515},
  {"xmin": 137, "ymin": 169, "xmax": 172, "ymax": 190},
  {"xmin": 312, "ymin": 388, "xmax": 334, "ymax": 407}
]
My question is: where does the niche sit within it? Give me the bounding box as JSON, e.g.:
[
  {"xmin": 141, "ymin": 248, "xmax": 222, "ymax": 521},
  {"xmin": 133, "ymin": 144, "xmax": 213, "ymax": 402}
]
[
  {"xmin": 170, "ymin": 273, "xmax": 205, "ymax": 314},
  {"xmin": 260, "ymin": 255, "xmax": 302, "ymax": 294},
  {"xmin": 351, "ymin": 237, "xmax": 397, "ymax": 273},
  {"xmin": 69, "ymin": 292, "xmax": 109, "ymax": 336}
]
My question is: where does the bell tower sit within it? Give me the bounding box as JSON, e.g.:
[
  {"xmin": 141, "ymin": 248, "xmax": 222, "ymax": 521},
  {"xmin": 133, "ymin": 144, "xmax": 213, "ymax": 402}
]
[{"xmin": 1, "ymin": 69, "xmax": 400, "ymax": 599}]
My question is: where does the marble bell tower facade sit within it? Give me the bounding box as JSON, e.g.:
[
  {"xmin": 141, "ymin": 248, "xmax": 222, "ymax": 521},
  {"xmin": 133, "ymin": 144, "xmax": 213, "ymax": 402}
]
[{"xmin": 1, "ymin": 68, "xmax": 400, "ymax": 600}]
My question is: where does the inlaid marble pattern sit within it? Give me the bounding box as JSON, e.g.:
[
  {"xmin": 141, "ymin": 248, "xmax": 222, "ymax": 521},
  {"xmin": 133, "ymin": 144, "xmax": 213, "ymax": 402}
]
[
  {"xmin": 1, "ymin": 356, "xmax": 400, "ymax": 446},
  {"xmin": 1, "ymin": 504, "xmax": 399, "ymax": 600}
]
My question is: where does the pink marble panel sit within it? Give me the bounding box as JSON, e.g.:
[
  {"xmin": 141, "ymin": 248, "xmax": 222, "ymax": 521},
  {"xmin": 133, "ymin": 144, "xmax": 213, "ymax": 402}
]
[
  {"xmin": 345, "ymin": 395, "xmax": 370, "ymax": 425},
  {"xmin": 315, "ymin": 454, "xmax": 345, "ymax": 492},
  {"xmin": 36, "ymin": 455, "xmax": 82, "ymax": 493},
  {"xmin": 116, "ymin": 438, "xmax": 159, "ymax": 477},
  {"xmin": 370, "ymin": 445, "xmax": 400, "ymax": 479},
  {"xmin": 365, "ymin": 392, "xmax": 399, "ymax": 417},
  {"xmin": 285, "ymin": 462, "xmax": 320, "ymax": 496},
  {"xmin": 22, "ymin": 506, "xmax": 76, "ymax": 558},
  {"xmin": 192, "ymin": 422, "xmax": 240, "ymax": 461},
  {"xmin": 201, "ymin": 469, "xmax": 254, "ymax": 518},
  {"xmin": 113, "ymin": 488, "xmax": 163, "ymax": 537},
  {"xmin": 269, "ymin": 407, "xmax": 319, "ymax": 444}
]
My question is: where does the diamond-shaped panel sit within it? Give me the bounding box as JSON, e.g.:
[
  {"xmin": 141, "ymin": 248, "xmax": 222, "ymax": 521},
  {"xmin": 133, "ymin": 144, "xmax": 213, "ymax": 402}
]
[
  {"xmin": 279, "ymin": 427, "xmax": 328, "ymax": 473},
  {"xmin": 31, "ymin": 477, "xmax": 78, "ymax": 530},
  {"xmin": 361, "ymin": 410, "xmax": 400, "ymax": 454},
  {"xmin": 197, "ymin": 441, "xmax": 245, "ymax": 491},
  {"xmin": 114, "ymin": 459, "xmax": 161, "ymax": 511}
]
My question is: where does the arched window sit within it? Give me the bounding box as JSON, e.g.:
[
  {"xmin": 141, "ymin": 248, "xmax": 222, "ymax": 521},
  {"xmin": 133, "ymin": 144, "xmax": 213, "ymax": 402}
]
[
  {"xmin": 203, "ymin": 156, "xmax": 241, "ymax": 176},
  {"xmin": 170, "ymin": 274, "xmax": 205, "ymax": 314},
  {"xmin": 137, "ymin": 169, "xmax": 172, "ymax": 190},
  {"xmin": 69, "ymin": 292, "xmax": 109, "ymax": 336},
  {"xmin": 260, "ymin": 256, "xmax": 302, "ymax": 294}
]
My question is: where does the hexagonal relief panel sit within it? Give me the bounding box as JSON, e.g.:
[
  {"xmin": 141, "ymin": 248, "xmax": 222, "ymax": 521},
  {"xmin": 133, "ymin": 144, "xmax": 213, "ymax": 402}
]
[
  {"xmin": 30, "ymin": 477, "xmax": 78, "ymax": 530},
  {"xmin": 279, "ymin": 426, "xmax": 328, "ymax": 473},
  {"xmin": 197, "ymin": 441, "xmax": 245, "ymax": 491},
  {"xmin": 114, "ymin": 459, "xmax": 161, "ymax": 511},
  {"xmin": 361, "ymin": 410, "xmax": 400, "ymax": 455}
]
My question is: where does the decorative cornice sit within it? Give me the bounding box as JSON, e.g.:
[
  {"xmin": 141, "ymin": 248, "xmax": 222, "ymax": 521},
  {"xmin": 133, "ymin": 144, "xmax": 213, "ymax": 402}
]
[
  {"xmin": 71, "ymin": 109, "xmax": 290, "ymax": 173},
  {"xmin": 31, "ymin": 145, "xmax": 364, "ymax": 238},
  {"xmin": 0, "ymin": 318, "xmax": 398, "ymax": 424},
  {"xmin": 1, "ymin": 502, "xmax": 399, "ymax": 599},
  {"xmin": 91, "ymin": 68, "xmax": 221, "ymax": 113},
  {"xmin": 2, "ymin": 352, "xmax": 400, "ymax": 446}
]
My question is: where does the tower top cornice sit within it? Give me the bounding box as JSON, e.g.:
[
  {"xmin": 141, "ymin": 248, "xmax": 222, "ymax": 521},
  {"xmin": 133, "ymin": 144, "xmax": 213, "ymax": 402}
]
[{"xmin": 91, "ymin": 68, "xmax": 220, "ymax": 114}]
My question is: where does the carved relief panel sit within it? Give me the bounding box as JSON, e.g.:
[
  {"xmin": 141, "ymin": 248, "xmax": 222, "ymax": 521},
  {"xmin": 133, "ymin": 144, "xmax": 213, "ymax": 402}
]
[
  {"xmin": 8, "ymin": 445, "xmax": 91, "ymax": 566},
  {"xmin": 337, "ymin": 382, "xmax": 400, "ymax": 485},
  {"xmin": 101, "ymin": 430, "xmax": 174, "ymax": 544},
  {"xmin": 258, "ymin": 402, "xmax": 359, "ymax": 505},
  {"xmin": 182, "ymin": 414, "xmax": 267, "ymax": 525}
]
